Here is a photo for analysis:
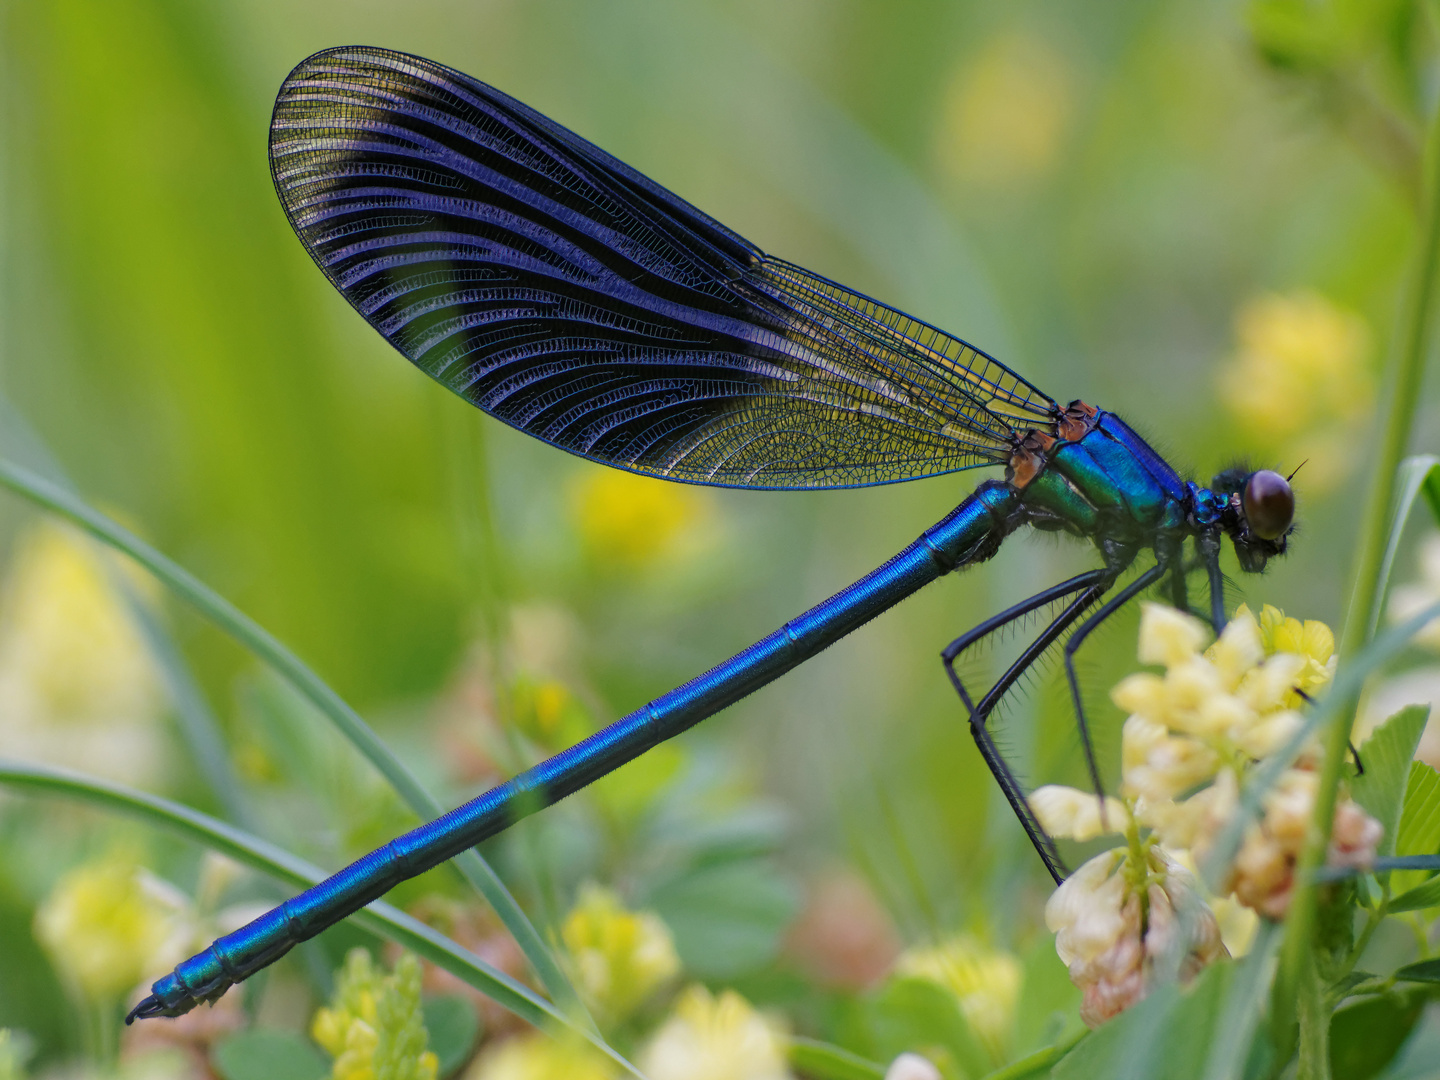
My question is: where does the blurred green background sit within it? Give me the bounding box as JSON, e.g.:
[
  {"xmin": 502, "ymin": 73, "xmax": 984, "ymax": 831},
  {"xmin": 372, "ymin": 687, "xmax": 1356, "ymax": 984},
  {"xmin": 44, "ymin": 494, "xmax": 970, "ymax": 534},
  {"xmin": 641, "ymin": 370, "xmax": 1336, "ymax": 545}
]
[{"xmin": 0, "ymin": 0, "xmax": 1431, "ymax": 1074}]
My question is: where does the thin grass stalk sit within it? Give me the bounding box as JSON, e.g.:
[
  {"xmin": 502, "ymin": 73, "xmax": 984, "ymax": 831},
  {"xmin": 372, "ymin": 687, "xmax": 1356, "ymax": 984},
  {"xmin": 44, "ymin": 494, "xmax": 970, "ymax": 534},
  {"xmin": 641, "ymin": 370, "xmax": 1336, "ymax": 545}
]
[
  {"xmin": 0, "ymin": 459, "xmax": 591, "ymax": 1031},
  {"xmin": 0, "ymin": 760, "xmax": 639, "ymax": 1076},
  {"xmin": 1276, "ymin": 97, "xmax": 1440, "ymax": 1073}
]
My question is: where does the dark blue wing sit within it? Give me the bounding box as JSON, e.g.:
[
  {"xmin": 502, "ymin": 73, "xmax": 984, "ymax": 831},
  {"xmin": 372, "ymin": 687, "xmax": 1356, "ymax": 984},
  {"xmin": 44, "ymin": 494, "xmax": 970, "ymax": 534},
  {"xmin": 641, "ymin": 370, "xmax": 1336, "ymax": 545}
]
[{"xmin": 269, "ymin": 46, "xmax": 1058, "ymax": 489}]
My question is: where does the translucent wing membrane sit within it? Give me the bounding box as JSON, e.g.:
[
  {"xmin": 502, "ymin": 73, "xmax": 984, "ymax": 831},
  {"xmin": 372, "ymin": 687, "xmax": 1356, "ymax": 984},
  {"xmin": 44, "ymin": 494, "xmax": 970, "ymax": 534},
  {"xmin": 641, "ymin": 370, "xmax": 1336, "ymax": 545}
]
[{"xmin": 270, "ymin": 46, "xmax": 1058, "ymax": 489}]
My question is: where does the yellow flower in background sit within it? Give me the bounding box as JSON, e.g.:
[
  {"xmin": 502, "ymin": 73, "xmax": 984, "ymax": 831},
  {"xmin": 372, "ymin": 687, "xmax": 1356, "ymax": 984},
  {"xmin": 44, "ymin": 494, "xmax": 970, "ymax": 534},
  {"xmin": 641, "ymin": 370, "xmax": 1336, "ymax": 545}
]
[
  {"xmin": 567, "ymin": 469, "xmax": 710, "ymax": 569},
  {"xmin": 1218, "ymin": 290, "xmax": 1372, "ymax": 491},
  {"xmin": 639, "ymin": 985, "xmax": 791, "ymax": 1080},
  {"xmin": 894, "ymin": 935, "xmax": 1021, "ymax": 1064},
  {"xmin": 0, "ymin": 521, "xmax": 168, "ymax": 787},
  {"xmin": 933, "ymin": 33, "xmax": 1072, "ymax": 189},
  {"xmin": 312, "ymin": 950, "xmax": 438, "ymax": 1080},
  {"xmin": 560, "ymin": 884, "xmax": 680, "ymax": 1022},
  {"xmin": 33, "ymin": 852, "xmax": 185, "ymax": 1002},
  {"xmin": 465, "ymin": 1034, "xmax": 616, "ymax": 1080}
]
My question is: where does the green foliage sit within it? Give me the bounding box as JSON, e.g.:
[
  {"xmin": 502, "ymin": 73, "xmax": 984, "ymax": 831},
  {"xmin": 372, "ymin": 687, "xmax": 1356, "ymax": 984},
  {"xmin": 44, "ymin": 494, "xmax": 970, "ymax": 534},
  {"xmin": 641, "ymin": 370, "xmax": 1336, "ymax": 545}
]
[
  {"xmin": 787, "ymin": 1037, "xmax": 886, "ymax": 1080},
  {"xmin": 1328, "ymin": 989, "xmax": 1431, "ymax": 1080},
  {"xmin": 212, "ymin": 1031, "xmax": 329, "ymax": 1080},
  {"xmin": 1352, "ymin": 706, "xmax": 1431, "ymax": 857},
  {"xmin": 421, "ymin": 996, "xmax": 481, "ymax": 1077}
]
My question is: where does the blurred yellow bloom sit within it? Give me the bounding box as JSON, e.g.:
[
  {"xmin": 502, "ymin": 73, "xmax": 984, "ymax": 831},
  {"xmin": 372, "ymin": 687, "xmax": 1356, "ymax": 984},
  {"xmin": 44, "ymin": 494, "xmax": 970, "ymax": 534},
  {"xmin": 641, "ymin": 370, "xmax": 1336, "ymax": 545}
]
[
  {"xmin": 33, "ymin": 852, "xmax": 185, "ymax": 1002},
  {"xmin": 567, "ymin": 469, "xmax": 710, "ymax": 569},
  {"xmin": 1218, "ymin": 291, "xmax": 1372, "ymax": 491},
  {"xmin": 466, "ymin": 1034, "xmax": 617, "ymax": 1080},
  {"xmin": 639, "ymin": 985, "xmax": 791, "ymax": 1080},
  {"xmin": 312, "ymin": 950, "xmax": 438, "ymax": 1080},
  {"xmin": 895, "ymin": 935, "xmax": 1021, "ymax": 1063},
  {"xmin": 560, "ymin": 884, "xmax": 680, "ymax": 1022},
  {"xmin": 0, "ymin": 521, "xmax": 167, "ymax": 787},
  {"xmin": 934, "ymin": 33, "xmax": 1072, "ymax": 189}
]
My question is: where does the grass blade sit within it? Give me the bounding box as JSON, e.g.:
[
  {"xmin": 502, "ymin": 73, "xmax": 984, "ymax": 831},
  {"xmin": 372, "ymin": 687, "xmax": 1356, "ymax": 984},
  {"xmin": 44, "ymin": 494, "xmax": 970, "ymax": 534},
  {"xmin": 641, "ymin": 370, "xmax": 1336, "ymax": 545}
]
[
  {"xmin": 0, "ymin": 457, "xmax": 590, "ymax": 1030},
  {"xmin": 0, "ymin": 759, "xmax": 637, "ymax": 1076}
]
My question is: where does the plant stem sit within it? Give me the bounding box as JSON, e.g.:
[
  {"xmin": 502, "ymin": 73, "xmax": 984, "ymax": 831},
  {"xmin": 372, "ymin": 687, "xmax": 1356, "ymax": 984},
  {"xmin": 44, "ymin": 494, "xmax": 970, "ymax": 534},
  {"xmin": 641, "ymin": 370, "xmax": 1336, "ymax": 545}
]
[{"xmin": 1276, "ymin": 94, "xmax": 1440, "ymax": 1049}]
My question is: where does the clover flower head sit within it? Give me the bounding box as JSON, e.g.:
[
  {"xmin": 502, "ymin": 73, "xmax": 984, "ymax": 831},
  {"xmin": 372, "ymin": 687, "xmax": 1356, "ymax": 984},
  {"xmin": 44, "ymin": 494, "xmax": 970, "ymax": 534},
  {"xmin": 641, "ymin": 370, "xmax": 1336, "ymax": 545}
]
[
  {"xmin": 638, "ymin": 985, "xmax": 791, "ymax": 1080},
  {"xmin": 1045, "ymin": 848, "xmax": 1224, "ymax": 1028},
  {"xmin": 33, "ymin": 852, "xmax": 187, "ymax": 1002},
  {"xmin": 466, "ymin": 1033, "xmax": 617, "ymax": 1080},
  {"xmin": 560, "ymin": 884, "xmax": 680, "ymax": 1023},
  {"xmin": 894, "ymin": 934, "xmax": 1022, "ymax": 1063},
  {"xmin": 312, "ymin": 950, "xmax": 438, "ymax": 1080}
]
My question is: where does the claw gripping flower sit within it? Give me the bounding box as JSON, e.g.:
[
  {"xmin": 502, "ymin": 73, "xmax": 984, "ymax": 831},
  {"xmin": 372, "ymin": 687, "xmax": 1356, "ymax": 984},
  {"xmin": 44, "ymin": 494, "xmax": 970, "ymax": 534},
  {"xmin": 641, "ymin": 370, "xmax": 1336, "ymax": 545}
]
[
  {"xmin": 311, "ymin": 950, "xmax": 439, "ymax": 1080},
  {"xmin": 1035, "ymin": 603, "xmax": 1382, "ymax": 1022}
]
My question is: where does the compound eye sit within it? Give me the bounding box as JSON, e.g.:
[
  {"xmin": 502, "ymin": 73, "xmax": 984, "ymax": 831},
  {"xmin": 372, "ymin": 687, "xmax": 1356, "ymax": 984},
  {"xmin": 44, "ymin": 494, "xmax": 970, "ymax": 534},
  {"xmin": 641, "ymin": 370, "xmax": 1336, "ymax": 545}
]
[{"xmin": 1243, "ymin": 470, "xmax": 1294, "ymax": 540}]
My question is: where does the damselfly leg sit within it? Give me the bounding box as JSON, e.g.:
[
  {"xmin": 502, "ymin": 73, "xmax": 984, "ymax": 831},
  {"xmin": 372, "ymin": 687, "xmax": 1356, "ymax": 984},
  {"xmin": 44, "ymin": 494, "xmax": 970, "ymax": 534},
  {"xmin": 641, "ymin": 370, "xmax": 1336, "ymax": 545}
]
[{"xmin": 942, "ymin": 568, "xmax": 1116, "ymax": 882}]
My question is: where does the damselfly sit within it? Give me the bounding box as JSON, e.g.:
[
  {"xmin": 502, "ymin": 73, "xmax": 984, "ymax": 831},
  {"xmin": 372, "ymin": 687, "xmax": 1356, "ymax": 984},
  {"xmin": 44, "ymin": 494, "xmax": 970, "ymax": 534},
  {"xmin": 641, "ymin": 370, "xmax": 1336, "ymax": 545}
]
[{"xmin": 129, "ymin": 46, "xmax": 1294, "ymax": 1022}]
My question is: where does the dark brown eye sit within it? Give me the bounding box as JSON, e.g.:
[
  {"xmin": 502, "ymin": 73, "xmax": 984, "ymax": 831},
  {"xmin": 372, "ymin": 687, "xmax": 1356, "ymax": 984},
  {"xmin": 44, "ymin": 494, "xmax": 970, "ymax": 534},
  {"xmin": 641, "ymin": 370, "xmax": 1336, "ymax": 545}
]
[{"xmin": 1243, "ymin": 470, "xmax": 1294, "ymax": 540}]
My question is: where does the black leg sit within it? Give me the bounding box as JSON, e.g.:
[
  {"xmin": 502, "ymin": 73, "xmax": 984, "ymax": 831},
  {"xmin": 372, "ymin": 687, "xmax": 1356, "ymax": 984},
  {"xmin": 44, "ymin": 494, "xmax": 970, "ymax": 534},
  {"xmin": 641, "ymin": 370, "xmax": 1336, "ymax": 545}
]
[
  {"xmin": 1197, "ymin": 529, "xmax": 1225, "ymax": 634},
  {"xmin": 1063, "ymin": 560, "xmax": 1170, "ymax": 807},
  {"xmin": 942, "ymin": 569, "xmax": 1115, "ymax": 883}
]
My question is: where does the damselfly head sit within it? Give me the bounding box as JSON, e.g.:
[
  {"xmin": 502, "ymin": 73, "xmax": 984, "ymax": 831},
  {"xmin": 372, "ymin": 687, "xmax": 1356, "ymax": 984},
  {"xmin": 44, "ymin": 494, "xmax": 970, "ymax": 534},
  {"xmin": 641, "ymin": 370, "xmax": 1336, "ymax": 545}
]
[{"xmin": 1208, "ymin": 466, "xmax": 1294, "ymax": 572}]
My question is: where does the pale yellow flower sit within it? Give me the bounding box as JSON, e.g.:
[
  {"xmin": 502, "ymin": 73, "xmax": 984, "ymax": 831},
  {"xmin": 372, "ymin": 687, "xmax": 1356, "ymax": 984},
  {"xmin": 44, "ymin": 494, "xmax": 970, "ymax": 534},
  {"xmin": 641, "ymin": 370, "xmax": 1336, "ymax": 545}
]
[
  {"xmin": 1045, "ymin": 849, "xmax": 1224, "ymax": 1028},
  {"xmin": 1031, "ymin": 786, "xmax": 1130, "ymax": 841},
  {"xmin": 560, "ymin": 884, "xmax": 680, "ymax": 1022},
  {"xmin": 639, "ymin": 985, "xmax": 790, "ymax": 1080},
  {"xmin": 466, "ymin": 1034, "xmax": 617, "ymax": 1080},
  {"xmin": 933, "ymin": 33, "xmax": 1071, "ymax": 189},
  {"xmin": 312, "ymin": 950, "xmax": 438, "ymax": 1080},
  {"xmin": 894, "ymin": 935, "xmax": 1021, "ymax": 1063},
  {"xmin": 33, "ymin": 853, "xmax": 186, "ymax": 1002},
  {"xmin": 1218, "ymin": 291, "xmax": 1372, "ymax": 491},
  {"xmin": 567, "ymin": 469, "xmax": 710, "ymax": 569},
  {"xmin": 0, "ymin": 522, "xmax": 167, "ymax": 787}
]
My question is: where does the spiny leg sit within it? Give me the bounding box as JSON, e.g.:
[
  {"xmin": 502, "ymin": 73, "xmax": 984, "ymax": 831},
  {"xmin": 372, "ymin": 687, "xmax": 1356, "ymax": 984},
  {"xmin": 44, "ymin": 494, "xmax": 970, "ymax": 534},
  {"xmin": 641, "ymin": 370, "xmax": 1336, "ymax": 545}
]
[
  {"xmin": 1196, "ymin": 529, "xmax": 1225, "ymax": 634},
  {"xmin": 942, "ymin": 569, "xmax": 1114, "ymax": 883},
  {"xmin": 1063, "ymin": 560, "xmax": 1170, "ymax": 806}
]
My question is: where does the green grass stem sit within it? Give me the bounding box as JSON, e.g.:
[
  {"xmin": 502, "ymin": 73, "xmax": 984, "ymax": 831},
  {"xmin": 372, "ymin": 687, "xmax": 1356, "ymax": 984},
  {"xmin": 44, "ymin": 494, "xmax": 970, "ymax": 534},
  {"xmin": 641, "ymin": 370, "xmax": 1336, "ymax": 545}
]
[{"xmin": 0, "ymin": 458, "xmax": 591, "ymax": 1033}]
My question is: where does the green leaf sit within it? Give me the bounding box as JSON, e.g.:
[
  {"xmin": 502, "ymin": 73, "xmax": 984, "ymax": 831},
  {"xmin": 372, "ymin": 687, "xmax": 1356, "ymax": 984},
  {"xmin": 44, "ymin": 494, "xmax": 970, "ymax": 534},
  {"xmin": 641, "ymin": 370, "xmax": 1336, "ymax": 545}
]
[
  {"xmin": 647, "ymin": 861, "xmax": 801, "ymax": 979},
  {"xmin": 979, "ymin": 1033, "xmax": 1087, "ymax": 1080},
  {"xmin": 424, "ymin": 995, "xmax": 481, "ymax": 1078},
  {"xmin": 1050, "ymin": 956, "xmax": 1244, "ymax": 1080},
  {"xmin": 867, "ymin": 976, "xmax": 992, "ymax": 1080},
  {"xmin": 1393, "ymin": 761, "xmax": 1440, "ymax": 897},
  {"xmin": 211, "ymin": 1030, "xmax": 329, "ymax": 1080},
  {"xmin": 1351, "ymin": 706, "xmax": 1430, "ymax": 858},
  {"xmin": 1394, "ymin": 959, "xmax": 1440, "ymax": 984},
  {"xmin": 1390, "ymin": 874, "xmax": 1440, "ymax": 912},
  {"xmin": 1012, "ymin": 934, "xmax": 1083, "ymax": 1060},
  {"xmin": 787, "ymin": 1037, "xmax": 886, "ymax": 1080},
  {"xmin": 1328, "ymin": 991, "xmax": 1429, "ymax": 1080}
]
